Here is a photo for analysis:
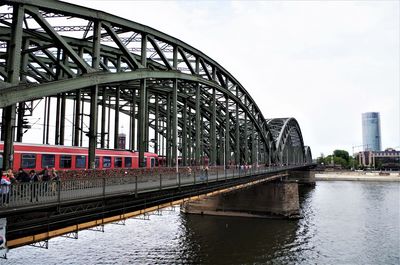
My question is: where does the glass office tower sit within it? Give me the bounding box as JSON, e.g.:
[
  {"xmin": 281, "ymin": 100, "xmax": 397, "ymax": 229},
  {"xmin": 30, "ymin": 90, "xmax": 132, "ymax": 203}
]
[{"xmin": 362, "ymin": 112, "xmax": 381, "ymax": 151}]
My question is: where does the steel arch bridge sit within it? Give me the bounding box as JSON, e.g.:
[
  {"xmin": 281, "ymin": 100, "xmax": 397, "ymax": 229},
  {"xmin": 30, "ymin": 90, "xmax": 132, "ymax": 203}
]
[{"xmin": 0, "ymin": 0, "xmax": 312, "ymax": 170}]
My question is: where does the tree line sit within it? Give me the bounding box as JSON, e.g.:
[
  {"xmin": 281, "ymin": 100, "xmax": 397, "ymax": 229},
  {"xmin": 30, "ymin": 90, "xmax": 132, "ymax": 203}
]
[{"xmin": 317, "ymin": 149, "xmax": 358, "ymax": 169}]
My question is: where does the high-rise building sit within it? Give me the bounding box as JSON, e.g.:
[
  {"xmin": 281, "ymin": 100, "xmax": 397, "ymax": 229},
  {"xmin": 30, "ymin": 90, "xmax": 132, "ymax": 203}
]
[{"xmin": 362, "ymin": 112, "xmax": 381, "ymax": 151}]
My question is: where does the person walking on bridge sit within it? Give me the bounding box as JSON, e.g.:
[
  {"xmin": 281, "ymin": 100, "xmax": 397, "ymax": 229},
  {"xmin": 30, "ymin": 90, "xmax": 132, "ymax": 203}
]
[
  {"xmin": 16, "ymin": 168, "xmax": 30, "ymax": 183},
  {"xmin": 41, "ymin": 166, "xmax": 50, "ymax": 182},
  {"xmin": 29, "ymin": 170, "xmax": 39, "ymax": 202},
  {"xmin": 16, "ymin": 168, "xmax": 30, "ymax": 198},
  {"xmin": 204, "ymin": 166, "xmax": 209, "ymax": 181},
  {"xmin": 1, "ymin": 170, "xmax": 13, "ymax": 206},
  {"xmin": 40, "ymin": 166, "xmax": 50, "ymax": 194},
  {"xmin": 50, "ymin": 168, "xmax": 59, "ymax": 195}
]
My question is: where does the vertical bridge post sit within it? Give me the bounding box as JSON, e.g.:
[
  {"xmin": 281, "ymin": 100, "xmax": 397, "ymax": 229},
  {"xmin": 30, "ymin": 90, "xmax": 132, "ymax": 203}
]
[{"xmin": 3, "ymin": 5, "xmax": 24, "ymax": 170}]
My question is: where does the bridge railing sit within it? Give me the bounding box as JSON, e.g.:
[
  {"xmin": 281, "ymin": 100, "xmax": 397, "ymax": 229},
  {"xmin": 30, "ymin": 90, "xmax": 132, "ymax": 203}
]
[{"xmin": 0, "ymin": 164, "xmax": 310, "ymax": 209}]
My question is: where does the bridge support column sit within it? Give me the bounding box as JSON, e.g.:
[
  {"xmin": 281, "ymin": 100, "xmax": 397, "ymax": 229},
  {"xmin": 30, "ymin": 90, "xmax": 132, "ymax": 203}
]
[
  {"xmin": 166, "ymin": 93, "xmax": 171, "ymax": 167},
  {"xmin": 130, "ymin": 89, "xmax": 136, "ymax": 151},
  {"xmin": 235, "ymin": 101, "xmax": 240, "ymax": 166},
  {"xmin": 16, "ymin": 40, "xmax": 30, "ymax": 143},
  {"xmin": 288, "ymin": 170, "xmax": 316, "ymax": 186},
  {"xmin": 182, "ymin": 180, "xmax": 300, "ymax": 219},
  {"xmin": 88, "ymin": 20, "xmax": 101, "ymax": 168},
  {"xmin": 218, "ymin": 127, "xmax": 223, "ymax": 165},
  {"xmin": 244, "ymin": 113, "xmax": 248, "ymax": 164},
  {"xmin": 45, "ymin": 97, "xmax": 51, "ymax": 145},
  {"xmin": 268, "ymin": 143, "xmax": 272, "ymax": 166},
  {"xmin": 154, "ymin": 94, "xmax": 159, "ymax": 155},
  {"xmin": 251, "ymin": 124, "xmax": 256, "ymax": 165},
  {"xmin": 3, "ymin": 5, "xmax": 24, "ymax": 170},
  {"xmin": 138, "ymin": 79, "xmax": 147, "ymax": 167},
  {"xmin": 182, "ymin": 99, "xmax": 187, "ymax": 166},
  {"xmin": 106, "ymin": 95, "xmax": 111, "ymax": 148},
  {"xmin": 187, "ymin": 111, "xmax": 192, "ymax": 166},
  {"xmin": 54, "ymin": 94, "xmax": 61, "ymax": 145},
  {"xmin": 16, "ymin": 44, "xmax": 28, "ymax": 143},
  {"xmin": 100, "ymin": 87, "xmax": 107, "ymax": 148},
  {"xmin": 225, "ymin": 95, "xmax": 230, "ymax": 167},
  {"xmin": 73, "ymin": 90, "xmax": 81, "ymax": 146},
  {"xmin": 114, "ymin": 87, "xmax": 120, "ymax": 149},
  {"xmin": 145, "ymin": 93, "xmax": 150, "ymax": 152},
  {"xmin": 1, "ymin": 111, "xmax": 5, "ymax": 142},
  {"xmin": 201, "ymin": 118, "xmax": 205, "ymax": 166},
  {"xmin": 195, "ymin": 84, "xmax": 201, "ymax": 166},
  {"xmin": 16, "ymin": 102, "xmax": 24, "ymax": 143},
  {"xmin": 59, "ymin": 93, "xmax": 66, "ymax": 145},
  {"xmin": 2, "ymin": 106, "xmax": 16, "ymax": 171},
  {"xmin": 172, "ymin": 79, "xmax": 178, "ymax": 168},
  {"xmin": 210, "ymin": 88, "xmax": 217, "ymax": 166},
  {"xmin": 88, "ymin": 86, "xmax": 98, "ymax": 169}
]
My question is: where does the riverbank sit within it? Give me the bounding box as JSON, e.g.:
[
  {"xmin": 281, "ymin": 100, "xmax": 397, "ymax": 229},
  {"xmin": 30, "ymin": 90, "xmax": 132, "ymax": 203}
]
[{"xmin": 315, "ymin": 172, "xmax": 400, "ymax": 182}]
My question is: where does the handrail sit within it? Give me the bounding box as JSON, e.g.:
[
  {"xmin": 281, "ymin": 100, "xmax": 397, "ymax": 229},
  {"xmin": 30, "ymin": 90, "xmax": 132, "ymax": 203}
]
[{"xmin": 0, "ymin": 164, "xmax": 312, "ymax": 209}]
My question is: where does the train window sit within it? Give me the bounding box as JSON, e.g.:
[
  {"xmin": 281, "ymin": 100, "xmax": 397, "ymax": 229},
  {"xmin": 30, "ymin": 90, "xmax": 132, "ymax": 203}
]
[
  {"xmin": 114, "ymin": 157, "xmax": 122, "ymax": 168},
  {"xmin": 103, "ymin": 156, "xmax": 111, "ymax": 168},
  {"xmin": 0, "ymin": 154, "xmax": 3, "ymax": 169},
  {"xmin": 21, "ymin": 154, "xmax": 36, "ymax": 168},
  {"xmin": 76, "ymin": 156, "xmax": 86, "ymax": 168},
  {"xmin": 95, "ymin": 157, "xmax": 100, "ymax": 168},
  {"xmin": 151, "ymin": 157, "xmax": 155, "ymax": 168},
  {"xmin": 155, "ymin": 158, "xmax": 159, "ymax": 167},
  {"xmin": 60, "ymin": 155, "xmax": 72, "ymax": 168},
  {"xmin": 42, "ymin": 154, "xmax": 55, "ymax": 168},
  {"xmin": 124, "ymin": 157, "xmax": 132, "ymax": 168}
]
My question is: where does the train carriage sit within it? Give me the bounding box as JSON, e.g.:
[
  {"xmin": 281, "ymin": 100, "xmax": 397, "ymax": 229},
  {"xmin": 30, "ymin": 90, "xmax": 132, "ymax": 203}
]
[{"xmin": 0, "ymin": 142, "xmax": 159, "ymax": 171}]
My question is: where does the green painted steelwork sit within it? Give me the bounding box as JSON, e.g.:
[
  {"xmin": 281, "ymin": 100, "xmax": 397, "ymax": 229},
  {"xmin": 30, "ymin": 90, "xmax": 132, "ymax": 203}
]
[{"xmin": 0, "ymin": 0, "xmax": 312, "ymax": 169}]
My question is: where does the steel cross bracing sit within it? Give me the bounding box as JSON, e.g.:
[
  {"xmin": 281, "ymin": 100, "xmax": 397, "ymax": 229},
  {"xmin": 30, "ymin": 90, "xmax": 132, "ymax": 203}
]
[
  {"xmin": 0, "ymin": 0, "xmax": 312, "ymax": 169},
  {"xmin": 266, "ymin": 118, "xmax": 312, "ymax": 164}
]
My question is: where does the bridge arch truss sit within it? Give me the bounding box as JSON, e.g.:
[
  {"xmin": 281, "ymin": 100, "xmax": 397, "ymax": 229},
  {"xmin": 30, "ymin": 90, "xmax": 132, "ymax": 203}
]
[{"xmin": 0, "ymin": 0, "xmax": 311, "ymax": 169}]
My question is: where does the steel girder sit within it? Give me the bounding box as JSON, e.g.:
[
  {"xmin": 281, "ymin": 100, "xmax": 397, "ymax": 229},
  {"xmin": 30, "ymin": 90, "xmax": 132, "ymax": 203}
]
[
  {"xmin": 266, "ymin": 118, "xmax": 310, "ymax": 164},
  {"xmin": 0, "ymin": 0, "xmax": 310, "ymax": 168},
  {"xmin": 304, "ymin": 146, "xmax": 313, "ymax": 164}
]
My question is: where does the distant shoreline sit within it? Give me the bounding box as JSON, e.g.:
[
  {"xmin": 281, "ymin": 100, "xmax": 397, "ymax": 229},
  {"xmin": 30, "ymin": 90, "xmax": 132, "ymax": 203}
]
[{"xmin": 315, "ymin": 172, "xmax": 400, "ymax": 182}]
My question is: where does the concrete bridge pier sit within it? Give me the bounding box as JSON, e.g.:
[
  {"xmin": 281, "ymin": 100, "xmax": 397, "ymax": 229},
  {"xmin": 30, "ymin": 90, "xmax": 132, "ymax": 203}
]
[
  {"xmin": 182, "ymin": 180, "xmax": 300, "ymax": 219},
  {"xmin": 287, "ymin": 170, "xmax": 316, "ymax": 186}
]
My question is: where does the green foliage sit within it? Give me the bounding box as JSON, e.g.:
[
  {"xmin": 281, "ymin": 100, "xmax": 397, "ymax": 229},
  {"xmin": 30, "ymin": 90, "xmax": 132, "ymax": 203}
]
[
  {"xmin": 333, "ymin": 156, "xmax": 348, "ymax": 167},
  {"xmin": 333, "ymin": 150, "xmax": 350, "ymax": 162},
  {"xmin": 317, "ymin": 149, "xmax": 354, "ymax": 169},
  {"xmin": 348, "ymin": 156, "xmax": 358, "ymax": 169},
  {"xmin": 317, "ymin": 155, "xmax": 325, "ymax": 164}
]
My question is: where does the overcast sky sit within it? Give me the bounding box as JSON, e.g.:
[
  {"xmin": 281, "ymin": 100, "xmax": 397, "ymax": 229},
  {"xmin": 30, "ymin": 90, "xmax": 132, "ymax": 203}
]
[{"xmin": 65, "ymin": 0, "xmax": 399, "ymax": 157}]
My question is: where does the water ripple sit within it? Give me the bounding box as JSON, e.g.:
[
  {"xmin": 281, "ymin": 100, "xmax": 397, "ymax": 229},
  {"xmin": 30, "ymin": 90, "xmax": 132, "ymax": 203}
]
[{"xmin": 2, "ymin": 182, "xmax": 399, "ymax": 265}]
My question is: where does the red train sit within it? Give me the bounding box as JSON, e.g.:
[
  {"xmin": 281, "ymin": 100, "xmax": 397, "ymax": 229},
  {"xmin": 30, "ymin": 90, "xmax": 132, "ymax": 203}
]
[{"xmin": 0, "ymin": 142, "xmax": 159, "ymax": 171}]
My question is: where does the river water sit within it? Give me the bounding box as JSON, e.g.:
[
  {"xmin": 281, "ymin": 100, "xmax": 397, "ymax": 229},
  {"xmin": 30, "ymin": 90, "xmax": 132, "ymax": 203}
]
[{"xmin": 2, "ymin": 181, "xmax": 400, "ymax": 264}]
